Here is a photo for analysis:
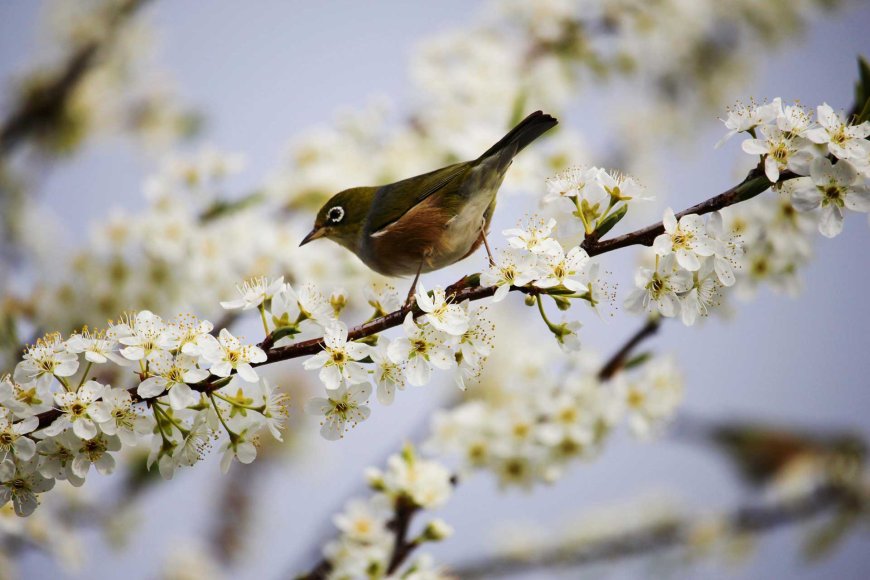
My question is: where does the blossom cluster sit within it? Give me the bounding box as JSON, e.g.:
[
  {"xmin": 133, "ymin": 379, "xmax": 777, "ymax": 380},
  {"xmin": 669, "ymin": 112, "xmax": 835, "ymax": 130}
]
[
  {"xmin": 0, "ymin": 310, "xmax": 288, "ymax": 516},
  {"xmin": 426, "ymin": 353, "xmax": 683, "ymax": 489},
  {"xmin": 481, "ymin": 214, "xmax": 615, "ymax": 351},
  {"xmin": 624, "ymin": 210, "xmax": 742, "ymax": 326},
  {"xmin": 726, "ymin": 99, "xmax": 870, "ymax": 237},
  {"xmin": 285, "ymin": 281, "xmax": 494, "ymax": 440},
  {"xmin": 319, "ymin": 445, "xmax": 454, "ymax": 579}
]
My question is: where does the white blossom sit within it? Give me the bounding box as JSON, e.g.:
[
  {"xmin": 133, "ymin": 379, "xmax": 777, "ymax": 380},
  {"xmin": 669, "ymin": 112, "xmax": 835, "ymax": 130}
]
[
  {"xmin": 415, "ymin": 283, "xmax": 469, "ymax": 336},
  {"xmin": 116, "ymin": 310, "xmax": 167, "ymax": 362},
  {"xmin": 534, "ymin": 246, "xmax": 590, "ymax": 292},
  {"xmin": 69, "ymin": 432, "xmax": 122, "ymax": 478},
  {"xmin": 370, "ymin": 338, "xmax": 405, "ymax": 406},
  {"xmin": 624, "ymin": 256, "xmax": 693, "ymax": 318},
  {"xmin": 13, "ymin": 334, "xmax": 79, "ymax": 387},
  {"xmin": 805, "ymin": 103, "xmax": 870, "ymax": 160},
  {"xmin": 219, "ymin": 428, "xmax": 258, "ymax": 473},
  {"xmin": 43, "ymin": 380, "xmax": 110, "ymax": 440},
  {"xmin": 95, "ymin": 386, "xmax": 152, "ymax": 445},
  {"xmin": 0, "ymin": 458, "xmax": 55, "ymax": 517},
  {"xmin": 503, "ymin": 217, "xmax": 561, "ymax": 255},
  {"xmin": 302, "ymin": 322, "xmax": 370, "ymax": 390},
  {"xmin": 202, "ymin": 329, "xmax": 267, "ymax": 383},
  {"xmin": 480, "ymin": 248, "xmax": 539, "ymax": 302},
  {"xmin": 716, "ymin": 99, "xmax": 780, "ymax": 147},
  {"xmin": 220, "ymin": 276, "xmax": 285, "ymax": 311},
  {"xmin": 137, "ymin": 351, "xmax": 209, "ymax": 409},
  {"xmin": 304, "ymin": 383, "xmax": 372, "ymax": 440},
  {"xmin": 741, "ymin": 126, "xmax": 813, "ymax": 183},
  {"xmin": 0, "ymin": 410, "xmax": 37, "ymax": 463},
  {"xmin": 788, "ymin": 157, "xmax": 870, "ymax": 238},
  {"xmin": 388, "ymin": 314, "xmax": 456, "ymax": 387},
  {"xmin": 652, "ymin": 209, "xmax": 714, "ymax": 271}
]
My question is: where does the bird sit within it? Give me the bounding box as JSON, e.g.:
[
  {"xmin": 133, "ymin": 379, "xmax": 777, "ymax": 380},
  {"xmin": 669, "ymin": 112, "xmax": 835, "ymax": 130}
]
[{"xmin": 300, "ymin": 110, "xmax": 558, "ymax": 305}]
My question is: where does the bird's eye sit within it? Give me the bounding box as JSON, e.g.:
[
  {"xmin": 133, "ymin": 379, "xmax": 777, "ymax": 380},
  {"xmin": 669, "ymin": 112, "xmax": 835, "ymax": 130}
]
[{"xmin": 327, "ymin": 206, "xmax": 345, "ymax": 223}]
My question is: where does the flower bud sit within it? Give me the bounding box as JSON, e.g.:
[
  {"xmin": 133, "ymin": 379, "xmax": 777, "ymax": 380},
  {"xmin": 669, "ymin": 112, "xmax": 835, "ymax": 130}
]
[{"xmin": 420, "ymin": 518, "xmax": 453, "ymax": 542}]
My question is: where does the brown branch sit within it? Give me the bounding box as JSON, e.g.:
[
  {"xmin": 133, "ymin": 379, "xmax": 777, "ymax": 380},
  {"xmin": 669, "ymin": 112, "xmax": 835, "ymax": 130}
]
[
  {"xmin": 385, "ymin": 496, "xmax": 420, "ymax": 575},
  {"xmin": 582, "ymin": 166, "xmax": 795, "ymax": 256},
  {"xmin": 451, "ymin": 484, "xmax": 855, "ymax": 579},
  {"xmin": 598, "ymin": 317, "xmax": 660, "ymax": 380},
  {"xmin": 27, "ymin": 164, "xmax": 783, "ymax": 431}
]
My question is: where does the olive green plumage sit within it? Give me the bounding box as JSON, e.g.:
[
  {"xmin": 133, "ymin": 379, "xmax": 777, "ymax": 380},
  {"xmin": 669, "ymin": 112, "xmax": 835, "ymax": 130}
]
[{"xmin": 301, "ymin": 111, "xmax": 558, "ymax": 277}]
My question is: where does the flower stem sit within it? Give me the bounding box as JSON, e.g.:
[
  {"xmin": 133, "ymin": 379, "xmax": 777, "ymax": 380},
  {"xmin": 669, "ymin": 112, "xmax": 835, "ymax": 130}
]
[
  {"xmin": 209, "ymin": 393, "xmax": 237, "ymax": 439},
  {"xmin": 258, "ymin": 304, "xmax": 270, "ymax": 336},
  {"xmin": 77, "ymin": 361, "xmax": 93, "ymax": 389}
]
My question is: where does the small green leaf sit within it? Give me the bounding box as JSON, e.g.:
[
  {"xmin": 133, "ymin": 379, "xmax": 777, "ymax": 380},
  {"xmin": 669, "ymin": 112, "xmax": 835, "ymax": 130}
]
[
  {"xmin": 594, "ymin": 204, "xmax": 628, "ymax": 238},
  {"xmin": 199, "ymin": 191, "xmax": 265, "ymax": 223},
  {"xmin": 802, "ymin": 509, "xmax": 859, "ymax": 562},
  {"xmin": 623, "ymin": 351, "xmax": 652, "ymax": 370},
  {"xmin": 852, "ymin": 55, "xmax": 870, "ymax": 123},
  {"xmin": 269, "ymin": 325, "xmax": 301, "ymax": 343}
]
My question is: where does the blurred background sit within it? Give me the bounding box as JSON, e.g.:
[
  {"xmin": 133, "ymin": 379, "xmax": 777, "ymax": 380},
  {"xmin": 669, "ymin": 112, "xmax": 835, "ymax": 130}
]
[{"xmin": 1, "ymin": 0, "xmax": 869, "ymax": 578}]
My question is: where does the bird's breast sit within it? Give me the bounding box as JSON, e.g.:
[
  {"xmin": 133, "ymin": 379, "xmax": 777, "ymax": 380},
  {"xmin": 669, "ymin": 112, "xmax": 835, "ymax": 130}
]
[{"xmin": 359, "ymin": 163, "xmax": 506, "ymax": 277}]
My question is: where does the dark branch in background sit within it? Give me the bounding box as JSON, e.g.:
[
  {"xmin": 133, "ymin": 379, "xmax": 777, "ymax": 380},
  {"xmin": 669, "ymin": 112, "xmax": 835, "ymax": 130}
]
[
  {"xmin": 29, "ymin": 163, "xmax": 785, "ymax": 431},
  {"xmin": 297, "ymin": 317, "xmax": 659, "ymax": 579},
  {"xmin": 598, "ymin": 317, "xmax": 660, "ymax": 380},
  {"xmin": 0, "ymin": 0, "xmax": 153, "ymax": 156},
  {"xmin": 451, "ymin": 484, "xmax": 858, "ymax": 579}
]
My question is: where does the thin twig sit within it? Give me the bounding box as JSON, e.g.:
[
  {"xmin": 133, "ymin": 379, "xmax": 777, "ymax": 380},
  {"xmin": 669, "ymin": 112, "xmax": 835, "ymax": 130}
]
[
  {"xmin": 0, "ymin": 0, "xmax": 153, "ymax": 155},
  {"xmin": 598, "ymin": 317, "xmax": 660, "ymax": 381},
  {"xmin": 451, "ymin": 484, "xmax": 854, "ymax": 579}
]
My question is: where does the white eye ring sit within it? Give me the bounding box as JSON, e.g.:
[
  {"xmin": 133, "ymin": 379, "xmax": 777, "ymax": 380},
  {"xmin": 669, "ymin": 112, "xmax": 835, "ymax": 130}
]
[{"xmin": 327, "ymin": 206, "xmax": 345, "ymax": 223}]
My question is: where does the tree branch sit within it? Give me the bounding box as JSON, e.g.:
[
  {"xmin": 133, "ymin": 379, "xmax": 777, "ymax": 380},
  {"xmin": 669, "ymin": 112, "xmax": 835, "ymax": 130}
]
[
  {"xmin": 28, "ymin": 163, "xmax": 786, "ymax": 431},
  {"xmin": 451, "ymin": 484, "xmax": 855, "ymax": 579},
  {"xmin": 598, "ymin": 317, "xmax": 660, "ymax": 381},
  {"xmin": 0, "ymin": 0, "xmax": 153, "ymax": 156}
]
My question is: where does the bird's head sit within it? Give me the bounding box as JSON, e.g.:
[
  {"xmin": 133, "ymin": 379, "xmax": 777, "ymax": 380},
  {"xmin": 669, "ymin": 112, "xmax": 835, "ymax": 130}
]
[{"xmin": 300, "ymin": 187, "xmax": 376, "ymax": 252}]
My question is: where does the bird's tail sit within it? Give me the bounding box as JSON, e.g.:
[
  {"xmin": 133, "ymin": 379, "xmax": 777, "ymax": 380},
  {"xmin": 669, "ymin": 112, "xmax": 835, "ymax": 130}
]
[{"xmin": 477, "ymin": 110, "xmax": 558, "ymax": 162}]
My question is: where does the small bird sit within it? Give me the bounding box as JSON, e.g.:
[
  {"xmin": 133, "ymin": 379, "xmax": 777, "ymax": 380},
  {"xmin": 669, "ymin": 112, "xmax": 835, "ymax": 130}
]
[{"xmin": 300, "ymin": 111, "xmax": 558, "ymax": 303}]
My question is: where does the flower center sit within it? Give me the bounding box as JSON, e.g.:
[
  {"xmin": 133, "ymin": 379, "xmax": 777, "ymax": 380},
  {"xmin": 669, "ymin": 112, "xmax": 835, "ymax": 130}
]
[
  {"xmin": 0, "ymin": 433, "xmax": 13, "ymax": 446},
  {"xmin": 672, "ymin": 230, "xmax": 692, "ymax": 249},
  {"xmin": 39, "ymin": 359, "xmax": 57, "ymax": 373},
  {"xmin": 771, "ymin": 143, "xmax": 789, "ymax": 163},
  {"xmin": 70, "ymin": 402, "xmax": 87, "ymax": 417},
  {"xmin": 168, "ymin": 367, "xmax": 185, "ymax": 383},
  {"xmin": 821, "ymin": 184, "xmax": 844, "ymax": 207}
]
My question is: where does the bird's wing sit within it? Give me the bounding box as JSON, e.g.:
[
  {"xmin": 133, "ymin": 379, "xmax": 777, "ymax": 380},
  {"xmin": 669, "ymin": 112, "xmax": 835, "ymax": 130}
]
[{"xmin": 366, "ymin": 161, "xmax": 471, "ymax": 236}]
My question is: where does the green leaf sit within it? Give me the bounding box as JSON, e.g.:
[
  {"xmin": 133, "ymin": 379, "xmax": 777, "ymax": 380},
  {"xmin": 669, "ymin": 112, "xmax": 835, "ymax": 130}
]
[
  {"xmin": 623, "ymin": 351, "xmax": 653, "ymax": 370},
  {"xmin": 802, "ymin": 509, "xmax": 859, "ymax": 562},
  {"xmin": 269, "ymin": 325, "xmax": 301, "ymax": 343},
  {"xmin": 594, "ymin": 204, "xmax": 628, "ymax": 238},
  {"xmin": 853, "ymin": 55, "xmax": 870, "ymax": 123},
  {"xmin": 198, "ymin": 191, "xmax": 265, "ymax": 223}
]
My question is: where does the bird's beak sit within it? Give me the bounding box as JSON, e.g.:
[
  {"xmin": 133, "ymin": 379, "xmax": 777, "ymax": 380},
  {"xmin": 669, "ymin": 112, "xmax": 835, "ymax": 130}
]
[{"xmin": 299, "ymin": 226, "xmax": 325, "ymax": 247}]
